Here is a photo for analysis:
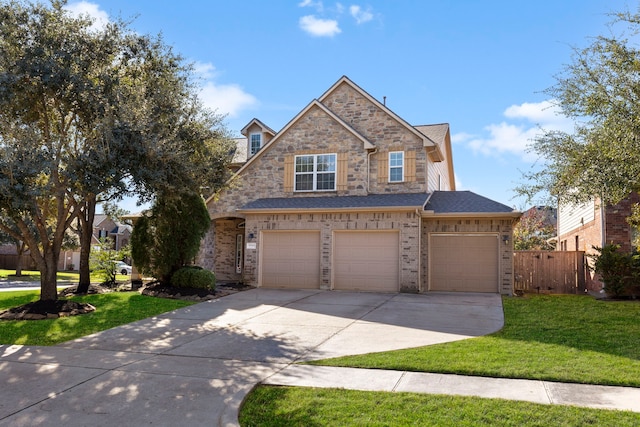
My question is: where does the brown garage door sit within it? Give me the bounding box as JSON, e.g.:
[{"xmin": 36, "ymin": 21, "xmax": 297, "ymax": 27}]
[
  {"xmin": 430, "ymin": 234, "xmax": 499, "ymax": 293},
  {"xmin": 333, "ymin": 231, "xmax": 399, "ymax": 292},
  {"xmin": 261, "ymin": 231, "xmax": 321, "ymax": 289}
]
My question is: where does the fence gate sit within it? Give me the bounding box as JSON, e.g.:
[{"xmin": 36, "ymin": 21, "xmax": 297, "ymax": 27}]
[{"xmin": 514, "ymin": 251, "xmax": 586, "ymax": 294}]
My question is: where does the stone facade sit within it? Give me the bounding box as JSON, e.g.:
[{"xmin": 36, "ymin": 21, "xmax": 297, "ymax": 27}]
[{"xmin": 199, "ymin": 76, "xmax": 516, "ymax": 294}]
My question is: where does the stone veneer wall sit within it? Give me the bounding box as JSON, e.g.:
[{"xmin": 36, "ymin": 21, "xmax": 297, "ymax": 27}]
[
  {"xmin": 422, "ymin": 218, "xmax": 516, "ymax": 295},
  {"xmin": 242, "ymin": 211, "xmax": 421, "ymax": 292},
  {"xmin": 321, "ymin": 82, "xmax": 428, "ymax": 194}
]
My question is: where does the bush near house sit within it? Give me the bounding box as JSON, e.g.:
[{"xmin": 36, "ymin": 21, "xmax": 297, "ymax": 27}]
[
  {"xmin": 590, "ymin": 244, "xmax": 640, "ymax": 298},
  {"xmin": 170, "ymin": 266, "xmax": 216, "ymax": 291}
]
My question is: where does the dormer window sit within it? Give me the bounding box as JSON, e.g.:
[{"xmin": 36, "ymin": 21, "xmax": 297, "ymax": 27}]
[{"xmin": 250, "ymin": 133, "xmax": 262, "ymax": 155}]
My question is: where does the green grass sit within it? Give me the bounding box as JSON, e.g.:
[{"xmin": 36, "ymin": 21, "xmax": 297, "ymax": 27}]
[
  {"xmin": 308, "ymin": 294, "xmax": 640, "ymax": 387},
  {"xmin": 0, "ymin": 290, "xmax": 194, "ymax": 346},
  {"xmin": 239, "ymin": 386, "xmax": 640, "ymax": 427},
  {"xmin": 0, "ymin": 269, "xmax": 129, "ymax": 282}
]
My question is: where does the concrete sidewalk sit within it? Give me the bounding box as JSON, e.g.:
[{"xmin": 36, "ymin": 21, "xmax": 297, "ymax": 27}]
[
  {"xmin": 264, "ymin": 364, "xmax": 640, "ymax": 413},
  {"xmin": 0, "ymin": 288, "xmax": 638, "ymax": 426}
]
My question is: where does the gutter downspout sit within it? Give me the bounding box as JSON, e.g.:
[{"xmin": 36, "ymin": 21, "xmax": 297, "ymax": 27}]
[
  {"xmin": 416, "ymin": 208, "xmax": 422, "ymax": 292},
  {"xmin": 600, "ymin": 200, "xmax": 606, "ymax": 248}
]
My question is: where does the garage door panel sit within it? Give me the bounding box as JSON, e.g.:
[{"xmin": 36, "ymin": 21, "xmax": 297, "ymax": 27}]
[
  {"xmin": 261, "ymin": 231, "xmax": 320, "ymax": 289},
  {"xmin": 334, "ymin": 232, "xmax": 399, "ymax": 292},
  {"xmin": 430, "ymin": 234, "xmax": 499, "ymax": 293}
]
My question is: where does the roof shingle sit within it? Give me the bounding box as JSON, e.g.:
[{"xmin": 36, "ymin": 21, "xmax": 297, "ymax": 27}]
[
  {"xmin": 240, "ymin": 193, "xmax": 430, "ymax": 211},
  {"xmin": 425, "ymin": 191, "xmax": 515, "ymax": 213}
]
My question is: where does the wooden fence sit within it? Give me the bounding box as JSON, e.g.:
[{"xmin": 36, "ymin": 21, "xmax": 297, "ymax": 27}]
[
  {"xmin": 0, "ymin": 254, "xmax": 36, "ymax": 271},
  {"xmin": 514, "ymin": 251, "xmax": 587, "ymax": 294}
]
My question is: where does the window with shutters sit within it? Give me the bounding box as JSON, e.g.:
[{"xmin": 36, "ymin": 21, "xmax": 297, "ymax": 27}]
[
  {"xmin": 389, "ymin": 151, "xmax": 404, "ymax": 182},
  {"xmin": 294, "ymin": 154, "xmax": 336, "ymax": 191}
]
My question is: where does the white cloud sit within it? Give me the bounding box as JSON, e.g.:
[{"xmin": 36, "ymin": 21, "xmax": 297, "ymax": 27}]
[
  {"xmin": 193, "ymin": 61, "xmax": 217, "ymax": 80},
  {"xmin": 190, "ymin": 61, "xmax": 257, "ymax": 117},
  {"xmin": 455, "ymin": 100, "xmax": 574, "ymax": 162},
  {"xmin": 349, "ymin": 5, "xmax": 373, "ymax": 24},
  {"xmin": 299, "ymin": 0, "xmax": 324, "ymax": 12},
  {"xmin": 299, "ymin": 15, "xmax": 341, "ymax": 37},
  {"xmin": 63, "ymin": 1, "xmax": 109, "ymax": 31},
  {"xmin": 199, "ymin": 81, "xmax": 257, "ymax": 118}
]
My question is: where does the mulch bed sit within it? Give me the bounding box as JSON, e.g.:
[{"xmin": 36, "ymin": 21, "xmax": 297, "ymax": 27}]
[{"xmin": 0, "ymin": 299, "xmax": 95, "ymax": 321}]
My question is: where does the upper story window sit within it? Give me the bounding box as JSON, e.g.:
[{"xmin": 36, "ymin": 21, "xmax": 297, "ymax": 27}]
[
  {"xmin": 250, "ymin": 133, "xmax": 262, "ymax": 155},
  {"xmin": 389, "ymin": 151, "xmax": 404, "ymax": 182},
  {"xmin": 295, "ymin": 153, "xmax": 336, "ymax": 191}
]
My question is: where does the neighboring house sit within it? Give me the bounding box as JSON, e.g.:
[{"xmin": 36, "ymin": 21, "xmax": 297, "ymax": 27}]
[
  {"xmin": 557, "ymin": 193, "xmax": 640, "ymax": 254},
  {"xmin": 557, "ymin": 194, "xmax": 640, "ymax": 290},
  {"xmin": 199, "ymin": 76, "xmax": 521, "ymax": 294},
  {"xmin": 59, "ymin": 214, "xmax": 132, "ymax": 270}
]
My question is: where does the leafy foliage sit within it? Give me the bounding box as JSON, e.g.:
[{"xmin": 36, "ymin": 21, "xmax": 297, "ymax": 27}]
[
  {"xmin": 170, "ymin": 266, "xmax": 216, "ymax": 290},
  {"xmin": 589, "ymin": 244, "xmax": 640, "ymax": 298},
  {"xmin": 89, "ymin": 238, "xmax": 129, "ymax": 287},
  {"xmin": 519, "ymin": 11, "xmax": 640, "ymax": 208},
  {"xmin": 131, "ymin": 192, "xmax": 211, "ymax": 284},
  {"xmin": 0, "ymin": 1, "xmax": 233, "ymax": 300},
  {"xmin": 514, "ymin": 207, "xmax": 556, "ymax": 250}
]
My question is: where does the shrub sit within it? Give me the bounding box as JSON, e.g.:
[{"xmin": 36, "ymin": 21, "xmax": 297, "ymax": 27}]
[
  {"xmin": 590, "ymin": 244, "xmax": 640, "ymax": 298},
  {"xmin": 170, "ymin": 266, "xmax": 216, "ymax": 291}
]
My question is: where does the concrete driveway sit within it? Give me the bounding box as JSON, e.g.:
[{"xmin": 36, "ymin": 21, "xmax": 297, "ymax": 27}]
[{"xmin": 0, "ymin": 289, "xmax": 503, "ymax": 426}]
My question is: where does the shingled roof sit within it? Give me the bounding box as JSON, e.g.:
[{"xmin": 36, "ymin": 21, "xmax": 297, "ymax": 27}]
[
  {"xmin": 425, "ymin": 191, "xmax": 516, "ymax": 214},
  {"xmin": 239, "ymin": 193, "xmax": 430, "ymax": 211}
]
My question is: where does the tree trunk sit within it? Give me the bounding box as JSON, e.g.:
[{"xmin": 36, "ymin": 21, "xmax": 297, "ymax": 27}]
[
  {"xmin": 39, "ymin": 247, "xmax": 59, "ymax": 301},
  {"xmin": 15, "ymin": 241, "xmax": 25, "ymax": 276},
  {"xmin": 76, "ymin": 197, "xmax": 96, "ymax": 294}
]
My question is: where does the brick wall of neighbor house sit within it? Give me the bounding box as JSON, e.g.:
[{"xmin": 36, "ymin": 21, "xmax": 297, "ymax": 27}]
[
  {"xmin": 604, "ymin": 192, "xmax": 640, "ymax": 252},
  {"xmin": 422, "ymin": 218, "xmax": 516, "ymax": 295},
  {"xmin": 242, "ymin": 211, "xmax": 421, "ymax": 292}
]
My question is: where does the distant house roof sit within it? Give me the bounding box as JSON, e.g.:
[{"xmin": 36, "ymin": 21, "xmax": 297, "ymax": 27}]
[
  {"xmin": 424, "ymin": 191, "xmax": 519, "ymax": 216},
  {"xmin": 231, "ymin": 137, "xmax": 248, "ymax": 164},
  {"xmin": 239, "ymin": 193, "xmax": 430, "ymax": 212},
  {"xmin": 414, "ymin": 123, "xmax": 449, "ymax": 145}
]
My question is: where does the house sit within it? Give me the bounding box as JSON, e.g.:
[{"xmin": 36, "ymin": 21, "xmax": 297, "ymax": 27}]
[
  {"xmin": 557, "ymin": 193, "xmax": 640, "ymax": 289},
  {"xmin": 59, "ymin": 214, "xmax": 132, "ymax": 270},
  {"xmin": 198, "ymin": 76, "xmax": 521, "ymax": 294},
  {"xmin": 557, "ymin": 194, "xmax": 640, "ymax": 253}
]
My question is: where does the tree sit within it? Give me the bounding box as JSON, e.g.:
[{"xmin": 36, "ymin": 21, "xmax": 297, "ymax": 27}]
[
  {"xmin": 513, "ymin": 207, "xmax": 556, "ymax": 251},
  {"xmin": 519, "ymin": 11, "xmax": 640, "ymax": 211},
  {"xmin": 0, "ymin": 224, "xmax": 28, "ymax": 276},
  {"xmin": 0, "ymin": 1, "xmax": 234, "ymax": 301},
  {"xmin": 131, "ymin": 191, "xmax": 211, "ymax": 284}
]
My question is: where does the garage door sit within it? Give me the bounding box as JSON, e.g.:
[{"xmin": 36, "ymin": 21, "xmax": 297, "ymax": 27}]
[
  {"xmin": 261, "ymin": 231, "xmax": 321, "ymax": 289},
  {"xmin": 430, "ymin": 234, "xmax": 499, "ymax": 293},
  {"xmin": 333, "ymin": 231, "xmax": 399, "ymax": 292}
]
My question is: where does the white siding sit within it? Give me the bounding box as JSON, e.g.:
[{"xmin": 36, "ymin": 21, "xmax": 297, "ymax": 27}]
[
  {"xmin": 558, "ymin": 199, "xmax": 595, "ymax": 236},
  {"xmin": 427, "ymin": 157, "xmax": 452, "ymax": 191}
]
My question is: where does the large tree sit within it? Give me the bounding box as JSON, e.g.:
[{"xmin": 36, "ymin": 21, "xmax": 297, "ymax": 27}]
[
  {"xmin": 519, "ymin": 11, "xmax": 640, "ymax": 210},
  {"xmin": 0, "ymin": 1, "xmax": 234, "ymax": 301}
]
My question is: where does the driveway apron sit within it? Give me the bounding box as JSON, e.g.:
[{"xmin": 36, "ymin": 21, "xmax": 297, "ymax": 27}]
[{"xmin": 0, "ymin": 289, "xmax": 503, "ymax": 426}]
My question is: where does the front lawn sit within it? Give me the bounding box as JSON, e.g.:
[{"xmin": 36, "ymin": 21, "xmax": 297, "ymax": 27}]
[
  {"xmin": 308, "ymin": 294, "xmax": 640, "ymax": 387},
  {"xmin": 0, "ymin": 290, "xmax": 194, "ymax": 346},
  {"xmin": 239, "ymin": 386, "xmax": 640, "ymax": 427},
  {"xmin": 0, "ymin": 269, "xmax": 129, "ymax": 283}
]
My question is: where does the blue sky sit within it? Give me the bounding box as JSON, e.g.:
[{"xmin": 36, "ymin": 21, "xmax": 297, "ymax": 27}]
[{"xmin": 64, "ymin": 0, "xmax": 634, "ymax": 212}]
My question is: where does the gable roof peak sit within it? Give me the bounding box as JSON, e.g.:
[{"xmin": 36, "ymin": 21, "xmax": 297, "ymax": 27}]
[
  {"xmin": 240, "ymin": 118, "xmax": 276, "ymax": 137},
  {"xmin": 319, "ymin": 76, "xmax": 436, "ymax": 148}
]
